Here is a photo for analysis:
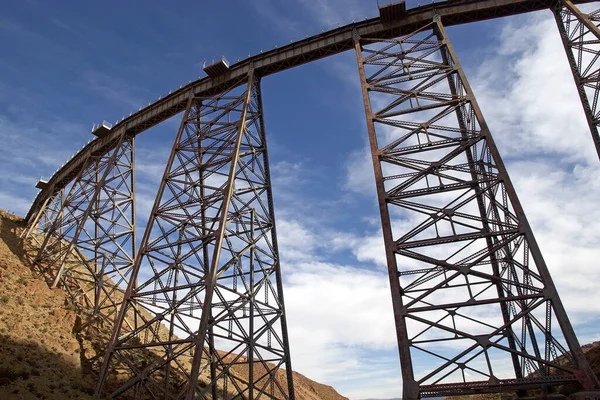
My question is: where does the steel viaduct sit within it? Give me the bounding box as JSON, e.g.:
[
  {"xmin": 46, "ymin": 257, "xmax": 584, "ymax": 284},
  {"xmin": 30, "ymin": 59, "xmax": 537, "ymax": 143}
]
[
  {"xmin": 19, "ymin": 0, "xmax": 600, "ymax": 399},
  {"xmin": 25, "ymin": 0, "xmax": 600, "ymax": 223}
]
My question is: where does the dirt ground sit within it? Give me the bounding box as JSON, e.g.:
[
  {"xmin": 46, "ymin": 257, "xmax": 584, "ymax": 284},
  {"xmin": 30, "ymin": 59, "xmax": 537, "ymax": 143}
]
[{"xmin": 0, "ymin": 209, "xmax": 348, "ymax": 400}]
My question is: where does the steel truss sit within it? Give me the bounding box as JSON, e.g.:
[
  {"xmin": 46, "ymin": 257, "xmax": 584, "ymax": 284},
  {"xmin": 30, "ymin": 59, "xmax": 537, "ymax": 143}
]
[
  {"xmin": 96, "ymin": 71, "xmax": 294, "ymax": 400},
  {"xmin": 22, "ymin": 186, "xmax": 63, "ymax": 247},
  {"xmin": 554, "ymin": 0, "xmax": 600, "ymax": 160},
  {"xmin": 26, "ymin": 133, "xmax": 136, "ymax": 324},
  {"xmin": 354, "ymin": 18, "xmax": 600, "ymax": 400}
]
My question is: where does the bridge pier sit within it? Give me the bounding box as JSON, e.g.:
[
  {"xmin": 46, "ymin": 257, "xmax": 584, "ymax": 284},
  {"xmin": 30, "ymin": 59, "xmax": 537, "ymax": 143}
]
[
  {"xmin": 24, "ymin": 132, "xmax": 136, "ymax": 325},
  {"xmin": 96, "ymin": 71, "xmax": 295, "ymax": 400},
  {"xmin": 354, "ymin": 16, "xmax": 599, "ymax": 400},
  {"xmin": 16, "ymin": 2, "xmax": 600, "ymax": 398},
  {"xmin": 554, "ymin": 0, "xmax": 600, "ymax": 161}
]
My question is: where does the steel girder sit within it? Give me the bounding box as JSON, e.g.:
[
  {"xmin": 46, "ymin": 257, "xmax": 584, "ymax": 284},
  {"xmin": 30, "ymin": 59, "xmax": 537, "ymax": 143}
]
[
  {"xmin": 26, "ymin": 133, "xmax": 136, "ymax": 324},
  {"xmin": 96, "ymin": 71, "xmax": 294, "ymax": 400},
  {"xmin": 554, "ymin": 0, "xmax": 600, "ymax": 160},
  {"xmin": 75, "ymin": 135, "xmax": 137, "ymax": 325},
  {"xmin": 22, "ymin": 186, "xmax": 63, "ymax": 245},
  {"xmin": 22, "ymin": 187, "xmax": 65, "ymax": 269},
  {"xmin": 31, "ymin": 0, "xmax": 597, "ymax": 226},
  {"xmin": 354, "ymin": 18, "xmax": 600, "ymax": 400}
]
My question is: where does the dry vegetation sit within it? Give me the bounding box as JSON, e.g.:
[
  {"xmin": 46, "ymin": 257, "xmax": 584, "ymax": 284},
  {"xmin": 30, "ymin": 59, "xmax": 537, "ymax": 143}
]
[{"xmin": 0, "ymin": 209, "xmax": 348, "ymax": 400}]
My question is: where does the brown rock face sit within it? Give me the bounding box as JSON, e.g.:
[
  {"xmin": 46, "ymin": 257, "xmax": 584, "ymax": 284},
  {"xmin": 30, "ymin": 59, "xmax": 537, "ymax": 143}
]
[{"xmin": 0, "ymin": 209, "xmax": 348, "ymax": 399}]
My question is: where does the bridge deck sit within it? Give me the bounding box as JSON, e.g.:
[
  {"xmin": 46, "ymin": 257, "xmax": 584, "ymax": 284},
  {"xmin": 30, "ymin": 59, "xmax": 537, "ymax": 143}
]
[{"xmin": 25, "ymin": 0, "xmax": 592, "ymax": 222}]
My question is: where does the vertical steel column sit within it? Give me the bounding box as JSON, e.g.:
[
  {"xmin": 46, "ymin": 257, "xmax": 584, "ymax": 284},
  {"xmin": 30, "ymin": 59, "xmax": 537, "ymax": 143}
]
[
  {"xmin": 21, "ymin": 188, "xmax": 54, "ymax": 240},
  {"xmin": 31, "ymin": 153, "xmax": 98, "ymax": 291},
  {"xmin": 354, "ymin": 17, "xmax": 599, "ymax": 399},
  {"xmin": 74, "ymin": 134, "xmax": 137, "ymax": 325},
  {"xmin": 193, "ymin": 104, "xmax": 220, "ymax": 400},
  {"xmin": 22, "ymin": 188, "xmax": 64, "ymax": 264},
  {"xmin": 96, "ymin": 95, "xmax": 196, "ymax": 398},
  {"xmin": 50, "ymin": 132, "xmax": 128, "ymax": 288},
  {"xmin": 554, "ymin": 0, "xmax": 600, "ymax": 160},
  {"xmin": 256, "ymin": 76, "xmax": 295, "ymax": 399},
  {"xmin": 437, "ymin": 16, "xmax": 599, "ymax": 393},
  {"xmin": 29, "ymin": 132, "xmax": 135, "ymax": 323},
  {"xmin": 97, "ymin": 71, "xmax": 294, "ymax": 400},
  {"xmin": 353, "ymin": 30, "xmax": 419, "ymax": 400},
  {"xmin": 433, "ymin": 22, "xmax": 525, "ymax": 392},
  {"xmin": 186, "ymin": 71, "xmax": 256, "ymax": 399}
]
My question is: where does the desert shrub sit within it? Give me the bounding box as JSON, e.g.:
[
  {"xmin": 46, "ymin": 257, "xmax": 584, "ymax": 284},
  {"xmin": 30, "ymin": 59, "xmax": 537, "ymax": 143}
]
[
  {"xmin": 0, "ymin": 365, "xmax": 31, "ymax": 381},
  {"xmin": 26, "ymin": 382, "xmax": 35, "ymax": 391}
]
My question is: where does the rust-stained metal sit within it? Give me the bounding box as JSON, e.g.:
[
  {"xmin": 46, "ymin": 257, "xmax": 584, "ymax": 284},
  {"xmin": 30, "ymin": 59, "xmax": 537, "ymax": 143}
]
[
  {"xmin": 379, "ymin": 1, "xmax": 408, "ymax": 24},
  {"xmin": 24, "ymin": 0, "xmax": 597, "ymax": 225},
  {"xmin": 95, "ymin": 72, "xmax": 294, "ymax": 399},
  {"xmin": 18, "ymin": 1, "xmax": 600, "ymax": 399},
  {"xmin": 22, "ymin": 187, "xmax": 62, "ymax": 243},
  {"xmin": 354, "ymin": 16, "xmax": 600, "ymax": 399},
  {"xmin": 26, "ymin": 133, "xmax": 136, "ymax": 325},
  {"xmin": 554, "ymin": 0, "xmax": 600, "ymax": 160}
]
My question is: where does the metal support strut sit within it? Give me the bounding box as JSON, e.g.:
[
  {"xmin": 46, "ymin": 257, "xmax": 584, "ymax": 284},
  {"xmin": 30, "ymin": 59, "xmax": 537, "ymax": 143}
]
[
  {"xmin": 96, "ymin": 71, "xmax": 294, "ymax": 400},
  {"xmin": 354, "ymin": 17, "xmax": 600, "ymax": 400},
  {"xmin": 554, "ymin": 0, "xmax": 600, "ymax": 160},
  {"xmin": 25, "ymin": 133, "xmax": 136, "ymax": 325}
]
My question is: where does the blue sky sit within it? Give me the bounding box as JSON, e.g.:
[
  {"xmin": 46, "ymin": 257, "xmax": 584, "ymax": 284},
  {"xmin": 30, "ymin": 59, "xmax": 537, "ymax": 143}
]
[{"xmin": 2, "ymin": 1, "xmax": 600, "ymax": 399}]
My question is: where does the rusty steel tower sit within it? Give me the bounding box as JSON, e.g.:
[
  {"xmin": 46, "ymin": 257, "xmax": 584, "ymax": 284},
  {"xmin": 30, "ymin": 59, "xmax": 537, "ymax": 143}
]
[
  {"xmin": 355, "ymin": 11, "xmax": 599, "ymax": 398},
  {"xmin": 19, "ymin": 0, "xmax": 600, "ymax": 399},
  {"xmin": 95, "ymin": 72, "xmax": 295, "ymax": 399}
]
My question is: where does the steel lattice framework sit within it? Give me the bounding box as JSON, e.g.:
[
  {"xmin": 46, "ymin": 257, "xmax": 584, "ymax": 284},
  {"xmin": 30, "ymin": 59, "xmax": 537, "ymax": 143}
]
[
  {"xmin": 17, "ymin": 1, "xmax": 600, "ymax": 399},
  {"xmin": 26, "ymin": 134, "xmax": 136, "ymax": 323},
  {"xmin": 23, "ymin": 186, "xmax": 62, "ymax": 247},
  {"xmin": 554, "ymin": 0, "xmax": 600, "ymax": 160},
  {"xmin": 354, "ymin": 17, "xmax": 600, "ymax": 399},
  {"xmin": 95, "ymin": 71, "xmax": 294, "ymax": 400}
]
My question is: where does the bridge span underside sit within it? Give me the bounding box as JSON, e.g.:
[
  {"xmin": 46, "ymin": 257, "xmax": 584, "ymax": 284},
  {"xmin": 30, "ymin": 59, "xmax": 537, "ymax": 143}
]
[{"xmin": 21, "ymin": 0, "xmax": 600, "ymax": 399}]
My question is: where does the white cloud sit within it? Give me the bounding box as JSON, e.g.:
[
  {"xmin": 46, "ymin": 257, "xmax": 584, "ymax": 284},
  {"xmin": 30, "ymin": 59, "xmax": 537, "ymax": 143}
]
[
  {"xmin": 331, "ymin": 8, "xmax": 600, "ymax": 397},
  {"xmin": 6, "ymin": 4, "xmax": 600, "ymax": 399},
  {"xmin": 343, "ymin": 148, "xmax": 375, "ymax": 195},
  {"xmin": 284, "ymin": 260, "xmax": 401, "ymax": 398},
  {"xmin": 468, "ymin": 11, "xmax": 600, "ymax": 321}
]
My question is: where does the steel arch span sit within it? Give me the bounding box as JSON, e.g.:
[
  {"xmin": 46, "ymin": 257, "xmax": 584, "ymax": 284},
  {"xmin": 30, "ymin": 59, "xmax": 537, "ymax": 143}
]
[{"xmin": 20, "ymin": 0, "xmax": 600, "ymax": 399}]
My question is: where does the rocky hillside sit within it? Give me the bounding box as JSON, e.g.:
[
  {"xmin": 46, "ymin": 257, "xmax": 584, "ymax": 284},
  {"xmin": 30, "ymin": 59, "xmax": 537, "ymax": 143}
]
[
  {"xmin": 0, "ymin": 209, "xmax": 348, "ymax": 400},
  {"xmin": 445, "ymin": 339, "xmax": 600, "ymax": 400}
]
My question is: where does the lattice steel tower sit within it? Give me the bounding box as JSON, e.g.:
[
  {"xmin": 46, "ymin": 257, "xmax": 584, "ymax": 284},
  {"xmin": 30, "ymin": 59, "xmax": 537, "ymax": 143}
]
[
  {"xmin": 354, "ymin": 15, "xmax": 600, "ymax": 399},
  {"xmin": 96, "ymin": 71, "xmax": 294, "ymax": 399},
  {"xmin": 19, "ymin": 1, "xmax": 600, "ymax": 399}
]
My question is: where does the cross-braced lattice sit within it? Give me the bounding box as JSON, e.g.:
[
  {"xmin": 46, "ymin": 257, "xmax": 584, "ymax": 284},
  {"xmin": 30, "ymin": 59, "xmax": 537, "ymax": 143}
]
[
  {"xmin": 74, "ymin": 136, "xmax": 137, "ymax": 325},
  {"xmin": 554, "ymin": 0, "xmax": 600, "ymax": 160},
  {"xmin": 96, "ymin": 71, "xmax": 294, "ymax": 400},
  {"xmin": 354, "ymin": 18, "xmax": 600, "ymax": 400},
  {"xmin": 31, "ymin": 153, "xmax": 104, "ymax": 309},
  {"xmin": 23, "ymin": 187, "xmax": 63, "ymax": 247},
  {"xmin": 28, "ymin": 134, "xmax": 136, "ymax": 323}
]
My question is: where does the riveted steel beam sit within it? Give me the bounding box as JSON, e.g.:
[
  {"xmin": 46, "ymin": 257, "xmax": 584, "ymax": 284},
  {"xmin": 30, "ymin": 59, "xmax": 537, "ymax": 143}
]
[
  {"xmin": 354, "ymin": 16, "xmax": 600, "ymax": 399},
  {"xmin": 96, "ymin": 72, "xmax": 294, "ymax": 400},
  {"xmin": 554, "ymin": 0, "xmax": 600, "ymax": 160}
]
